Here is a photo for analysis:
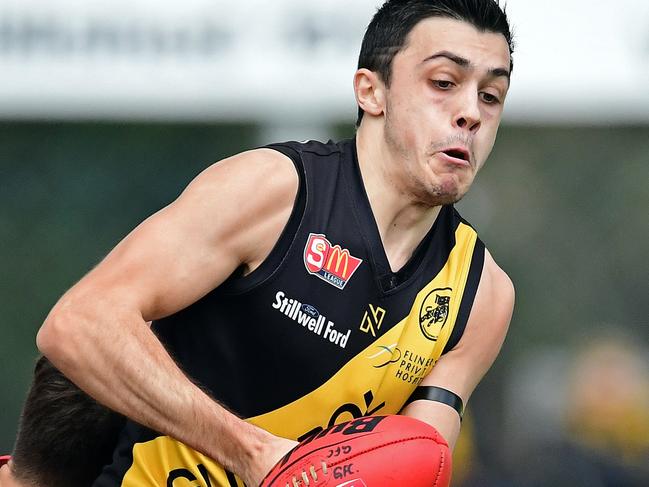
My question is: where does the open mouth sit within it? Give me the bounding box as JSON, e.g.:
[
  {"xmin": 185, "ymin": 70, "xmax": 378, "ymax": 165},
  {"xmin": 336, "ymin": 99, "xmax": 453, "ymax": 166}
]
[{"xmin": 441, "ymin": 148, "xmax": 470, "ymax": 164}]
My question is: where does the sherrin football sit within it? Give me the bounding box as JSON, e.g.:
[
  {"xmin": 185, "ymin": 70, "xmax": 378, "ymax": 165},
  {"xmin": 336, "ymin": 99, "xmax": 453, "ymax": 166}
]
[{"xmin": 260, "ymin": 415, "xmax": 451, "ymax": 487}]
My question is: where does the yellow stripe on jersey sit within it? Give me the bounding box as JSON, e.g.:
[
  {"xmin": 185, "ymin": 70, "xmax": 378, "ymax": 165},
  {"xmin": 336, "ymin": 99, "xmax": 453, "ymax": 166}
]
[{"xmin": 120, "ymin": 223, "xmax": 478, "ymax": 487}]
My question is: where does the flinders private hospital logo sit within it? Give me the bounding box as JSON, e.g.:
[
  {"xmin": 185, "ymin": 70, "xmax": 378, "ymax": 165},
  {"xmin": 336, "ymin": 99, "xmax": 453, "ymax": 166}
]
[{"xmin": 303, "ymin": 233, "xmax": 362, "ymax": 290}]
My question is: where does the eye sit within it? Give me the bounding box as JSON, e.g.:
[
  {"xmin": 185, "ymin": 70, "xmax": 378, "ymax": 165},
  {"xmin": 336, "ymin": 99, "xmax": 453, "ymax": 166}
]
[
  {"xmin": 431, "ymin": 80, "xmax": 455, "ymax": 90},
  {"xmin": 480, "ymin": 92, "xmax": 501, "ymax": 105}
]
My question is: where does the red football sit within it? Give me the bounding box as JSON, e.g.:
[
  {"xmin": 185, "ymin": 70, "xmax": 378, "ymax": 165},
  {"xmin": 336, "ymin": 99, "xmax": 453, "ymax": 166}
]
[{"xmin": 260, "ymin": 415, "xmax": 451, "ymax": 487}]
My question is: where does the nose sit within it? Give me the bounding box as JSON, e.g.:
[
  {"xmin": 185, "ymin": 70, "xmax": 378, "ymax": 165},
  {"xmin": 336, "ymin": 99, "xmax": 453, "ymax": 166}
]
[{"xmin": 453, "ymin": 89, "xmax": 481, "ymax": 134}]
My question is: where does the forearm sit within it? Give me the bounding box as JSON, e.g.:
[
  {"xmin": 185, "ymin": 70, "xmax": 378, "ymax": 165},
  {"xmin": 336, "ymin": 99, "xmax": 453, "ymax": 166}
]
[
  {"xmin": 36, "ymin": 296, "xmax": 266, "ymax": 474},
  {"xmin": 400, "ymin": 400, "xmax": 461, "ymax": 449}
]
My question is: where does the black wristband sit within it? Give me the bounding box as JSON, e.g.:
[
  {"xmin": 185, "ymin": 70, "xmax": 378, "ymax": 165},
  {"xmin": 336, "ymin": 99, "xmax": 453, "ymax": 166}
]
[{"xmin": 402, "ymin": 386, "xmax": 464, "ymax": 421}]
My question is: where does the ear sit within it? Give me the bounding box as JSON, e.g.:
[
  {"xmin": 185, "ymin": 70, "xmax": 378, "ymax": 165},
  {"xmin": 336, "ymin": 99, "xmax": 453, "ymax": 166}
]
[{"xmin": 354, "ymin": 68, "xmax": 385, "ymax": 118}]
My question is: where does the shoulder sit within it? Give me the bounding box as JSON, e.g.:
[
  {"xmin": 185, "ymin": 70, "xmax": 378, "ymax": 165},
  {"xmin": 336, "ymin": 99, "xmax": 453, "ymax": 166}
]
[
  {"xmin": 455, "ymin": 249, "xmax": 514, "ymax": 355},
  {"xmin": 184, "ymin": 148, "xmax": 298, "ymax": 199},
  {"xmin": 447, "ymin": 206, "xmax": 513, "ymax": 313},
  {"xmin": 182, "ymin": 138, "xmax": 347, "ymax": 204},
  {"xmin": 448, "ymin": 248, "xmax": 513, "ymax": 358},
  {"xmin": 181, "ymin": 148, "xmax": 300, "ymax": 269},
  {"xmin": 174, "ymin": 147, "xmax": 299, "ymax": 235},
  {"xmin": 479, "ymin": 249, "xmax": 515, "ymax": 320}
]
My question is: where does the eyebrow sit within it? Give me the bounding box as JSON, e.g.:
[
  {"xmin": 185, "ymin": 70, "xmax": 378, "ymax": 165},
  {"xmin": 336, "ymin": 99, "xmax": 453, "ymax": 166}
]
[{"xmin": 421, "ymin": 50, "xmax": 510, "ymax": 82}]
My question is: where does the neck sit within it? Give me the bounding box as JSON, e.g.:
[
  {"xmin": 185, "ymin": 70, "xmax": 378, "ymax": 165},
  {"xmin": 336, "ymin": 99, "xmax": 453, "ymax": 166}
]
[{"xmin": 356, "ymin": 123, "xmax": 442, "ymax": 272}]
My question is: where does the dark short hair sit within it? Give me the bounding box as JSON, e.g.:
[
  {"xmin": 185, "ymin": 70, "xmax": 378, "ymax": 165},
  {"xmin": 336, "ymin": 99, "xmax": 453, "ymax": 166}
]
[
  {"xmin": 10, "ymin": 357, "xmax": 124, "ymax": 487},
  {"xmin": 356, "ymin": 0, "xmax": 514, "ymax": 126}
]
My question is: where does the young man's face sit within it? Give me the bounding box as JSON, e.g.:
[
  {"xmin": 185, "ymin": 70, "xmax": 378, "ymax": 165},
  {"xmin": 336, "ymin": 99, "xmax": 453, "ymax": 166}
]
[{"xmin": 382, "ymin": 17, "xmax": 511, "ymax": 205}]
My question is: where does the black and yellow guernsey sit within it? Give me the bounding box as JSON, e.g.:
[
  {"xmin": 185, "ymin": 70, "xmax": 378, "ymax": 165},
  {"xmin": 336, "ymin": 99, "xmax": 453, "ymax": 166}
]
[{"xmin": 93, "ymin": 139, "xmax": 485, "ymax": 487}]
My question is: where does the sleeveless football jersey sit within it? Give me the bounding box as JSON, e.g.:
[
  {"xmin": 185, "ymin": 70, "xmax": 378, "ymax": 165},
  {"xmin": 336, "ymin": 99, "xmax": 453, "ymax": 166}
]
[{"xmin": 93, "ymin": 139, "xmax": 485, "ymax": 487}]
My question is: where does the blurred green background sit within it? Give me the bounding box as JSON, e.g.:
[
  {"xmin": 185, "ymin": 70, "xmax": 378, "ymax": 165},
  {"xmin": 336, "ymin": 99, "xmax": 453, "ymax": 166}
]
[{"xmin": 1, "ymin": 121, "xmax": 648, "ymax": 484}]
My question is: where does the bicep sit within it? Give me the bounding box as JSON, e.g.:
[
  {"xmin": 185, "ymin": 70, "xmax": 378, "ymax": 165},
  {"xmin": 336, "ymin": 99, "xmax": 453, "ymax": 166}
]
[{"xmin": 64, "ymin": 149, "xmax": 298, "ymax": 321}]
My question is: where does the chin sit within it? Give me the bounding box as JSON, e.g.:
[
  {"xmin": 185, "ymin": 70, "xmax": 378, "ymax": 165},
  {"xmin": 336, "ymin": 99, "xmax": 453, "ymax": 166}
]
[
  {"xmin": 424, "ymin": 179, "xmax": 468, "ymax": 206},
  {"xmin": 437, "ymin": 193, "xmax": 463, "ymax": 206},
  {"xmin": 419, "ymin": 189, "xmax": 462, "ymax": 207}
]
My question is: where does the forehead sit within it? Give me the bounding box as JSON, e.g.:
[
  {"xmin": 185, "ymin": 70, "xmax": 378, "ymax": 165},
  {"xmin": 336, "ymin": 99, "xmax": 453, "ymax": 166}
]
[{"xmin": 398, "ymin": 17, "xmax": 511, "ymax": 71}]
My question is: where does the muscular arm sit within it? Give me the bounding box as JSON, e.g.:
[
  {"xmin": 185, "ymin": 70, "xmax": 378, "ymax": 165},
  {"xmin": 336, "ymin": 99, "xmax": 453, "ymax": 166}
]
[
  {"xmin": 401, "ymin": 250, "xmax": 514, "ymax": 449},
  {"xmin": 36, "ymin": 148, "xmax": 299, "ymax": 485}
]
